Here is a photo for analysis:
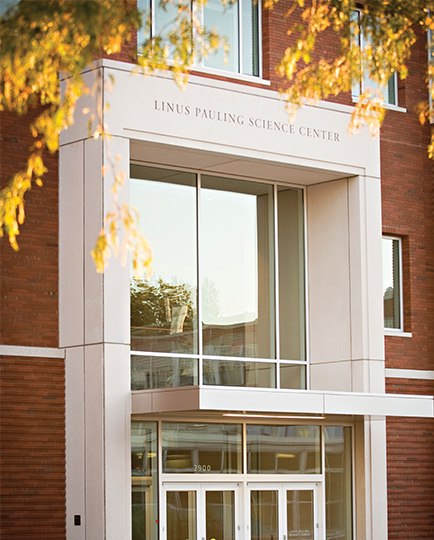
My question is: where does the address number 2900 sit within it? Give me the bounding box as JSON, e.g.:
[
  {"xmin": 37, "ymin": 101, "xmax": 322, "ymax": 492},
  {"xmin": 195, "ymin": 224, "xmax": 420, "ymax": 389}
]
[{"xmin": 194, "ymin": 464, "xmax": 212, "ymax": 472}]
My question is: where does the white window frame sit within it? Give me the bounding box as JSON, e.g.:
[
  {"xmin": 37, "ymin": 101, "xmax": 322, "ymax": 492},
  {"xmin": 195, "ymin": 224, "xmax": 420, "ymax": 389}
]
[
  {"xmin": 382, "ymin": 236, "xmax": 404, "ymax": 332},
  {"xmin": 137, "ymin": 0, "xmax": 262, "ymax": 81}
]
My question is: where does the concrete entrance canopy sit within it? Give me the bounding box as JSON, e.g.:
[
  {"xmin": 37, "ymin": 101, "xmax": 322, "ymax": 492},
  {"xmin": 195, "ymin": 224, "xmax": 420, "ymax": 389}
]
[{"xmin": 132, "ymin": 385, "xmax": 434, "ymax": 417}]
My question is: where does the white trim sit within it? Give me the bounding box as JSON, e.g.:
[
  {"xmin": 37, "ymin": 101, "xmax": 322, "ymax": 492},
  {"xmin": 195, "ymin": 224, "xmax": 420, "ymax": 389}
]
[
  {"xmin": 0, "ymin": 344, "xmax": 65, "ymax": 359},
  {"xmin": 384, "ymin": 330, "xmax": 412, "ymax": 338},
  {"xmin": 386, "ymin": 368, "xmax": 434, "ymax": 381},
  {"xmin": 351, "ymin": 96, "xmax": 406, "ymax": 113}
]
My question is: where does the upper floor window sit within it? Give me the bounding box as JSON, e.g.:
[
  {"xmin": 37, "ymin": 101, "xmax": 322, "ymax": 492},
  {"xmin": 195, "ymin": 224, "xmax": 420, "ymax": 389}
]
[
  {"xmin": 137, "ymin": 0, "xmax": 261, "ymax": 77},
  {"xmin": 130, "ymin": 165, "xmax": 306, "ymax": 391},
  {"xmin": 382, "ymin": 236, "xmax": 403, "ymax": 330},
  {"xmin": 352, "ymin": 11, "xmax": 398, "ymax": 106}
]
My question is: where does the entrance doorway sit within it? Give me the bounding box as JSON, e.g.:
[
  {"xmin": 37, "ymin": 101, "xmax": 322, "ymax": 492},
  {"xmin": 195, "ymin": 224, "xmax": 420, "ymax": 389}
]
[
  {"xmin": 161, "ymin": 483, "xmax": 241, "ymax": 540},
  {"xmin": 161, "ymin": 483, "xmax": 320, "ymax": 540},
  {"xmin": 248, "ymin": 483, "xmax": 320, "ymax": 540}
]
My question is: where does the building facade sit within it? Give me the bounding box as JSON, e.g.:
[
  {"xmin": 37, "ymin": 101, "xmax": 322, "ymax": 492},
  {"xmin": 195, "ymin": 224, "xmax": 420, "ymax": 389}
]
[{"xmin": 1, "ymin": 2, "xmax": 433, "ymax": 539}]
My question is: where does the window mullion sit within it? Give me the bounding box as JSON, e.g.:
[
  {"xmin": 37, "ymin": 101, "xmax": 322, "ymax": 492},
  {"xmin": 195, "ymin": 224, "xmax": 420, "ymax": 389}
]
[
  {"xmin": 197, "ymin": 173, "xmax": 203, "ymax": 385},
  {"xmin": 273, "ymin": 185, "xmax": 280, "ymax": 383}
]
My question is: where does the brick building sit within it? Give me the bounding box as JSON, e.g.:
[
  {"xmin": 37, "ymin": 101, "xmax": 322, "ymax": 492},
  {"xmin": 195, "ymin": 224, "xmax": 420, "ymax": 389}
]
[{"xmin": 1, "ymin": 1, "xmax": 433, "ymax": 539}]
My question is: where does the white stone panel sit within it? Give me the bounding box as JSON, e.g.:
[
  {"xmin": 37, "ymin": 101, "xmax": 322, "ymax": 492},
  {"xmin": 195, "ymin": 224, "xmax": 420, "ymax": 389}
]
[
  {"xmin": 310, "ymin": 361, "xmax": 352, "ymax": 392},
  {"xmin": 62, "ymin": 61, "xmax": 380, "ymax": 180},
  {"xmin": 84, "ymin": 344, "xmax": 105, "ymax": 540},
  {"xmin": 84, "ymin": 138, "xmax": 104, "ymax": 345},
  {"xmin": 59, "ymin": 141, "xmax": 84, "ymax": 347},
  {"xmin": 104, "ymin": 343, "xmax": 131, "ymax": 540},
  {"xmin": 307, "ymin": 179, "xmax": 351, "ymax": 364},
  {"xmin": 103, "ymin": 136, "xmax": 130, "ymax": 345},
  {"xmin": 65, "ymin": 347, "xmax": 85, "ymax": 540}
]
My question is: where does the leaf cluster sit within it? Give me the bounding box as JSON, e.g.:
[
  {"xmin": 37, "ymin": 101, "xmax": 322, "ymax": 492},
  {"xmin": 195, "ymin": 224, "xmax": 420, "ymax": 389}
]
[
  {"xmin": 276, "ymin": 0, "xmax": 434, "ymax": 147},
  {"xmin": 0, "ymin": 0, "xmax": 141, "ymax": 249}
]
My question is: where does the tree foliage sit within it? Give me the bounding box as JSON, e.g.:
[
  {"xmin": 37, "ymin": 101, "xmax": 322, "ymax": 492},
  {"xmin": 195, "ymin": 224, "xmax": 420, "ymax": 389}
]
[
  {"xmin": 276, "ymin": 0, "xmax": 434, "ymax": 153},
  {"xmin": 1, "ymin": 0, "xmax": 433, "ymax": 273},
  {"xmin": 0, "ymin": 0, "xmax": 221, "ymax": 274}
]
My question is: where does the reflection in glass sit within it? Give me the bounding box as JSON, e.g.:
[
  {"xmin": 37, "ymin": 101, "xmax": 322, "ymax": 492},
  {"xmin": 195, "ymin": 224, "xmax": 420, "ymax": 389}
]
[
  {"xmin": 247, "ymin": 425, "xmax": 321, "ymax": 474},
  {"xmin": 278, "ymin": 187, "xmax": 305, "ymax": 361},
  {"xmin": 131, "ymin": 356, "xmax": 198, "ymax": 390},
  {"xmin": 382, "ymin": 237, "xmax": 401, "ymax": 329},
  {"xmin": 167, "ymin": 491, "xmax": 197, "ymax": 540},
  {"xmin": 325, "ymin": 426, "xmax": 353, "ymax": 540},
  {"xmin": 203, "ymin": 0, "xmax": 239, "ymax": 72},
  {"xmin": 206, "ymin": 491, "xmax": 235, "ymax": 540},
  {"xmin": 203, "ymin": 359, "xmax": 276, "ymax": 388},
  {"xmin": 241, "ymin": 0, "xmax": 260, "ymax": 76},
  {"xmin": 201, "ymin": 176, "xmax": 275, "ymax": 359},
  {"xmin": 130, "ymin": 166, "xmax": 197, "ymax": 354},
  {"xmin": 162, "ymin": 422, "xmax": 242, "ymax": 473},
  {"xmin": 131, "ymin": 422, "xmax": 158, "ymax": 540},
  {"xmin": 280, "ymin": 364, "xmax": 306, "ymax": 390},
  {"xmin": 287, "ymin": 490, "xmax": 314, "ymax": 540},
  {"xmin": 251, "ymin": 490, "xmax": 278, "ymax": 540}
]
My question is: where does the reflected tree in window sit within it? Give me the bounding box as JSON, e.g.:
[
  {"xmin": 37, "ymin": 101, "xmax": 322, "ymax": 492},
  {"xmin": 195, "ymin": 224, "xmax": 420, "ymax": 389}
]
[{"xmin": 131, "ymin": 277, "xmax": 197, "ymax": 352}]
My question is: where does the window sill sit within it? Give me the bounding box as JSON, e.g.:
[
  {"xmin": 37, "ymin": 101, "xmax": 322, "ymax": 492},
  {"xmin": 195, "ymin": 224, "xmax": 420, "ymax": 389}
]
[
  {"xmin": 187, "ymin": 65, "xmax": 271, "ymax": 86},
  {"xmin": 384, "ymin": 330, "xmax": 412, "ymax": 338},
  {"xmin": 352, "ymin": 96, "xmax": 407, "ymax": 113}
]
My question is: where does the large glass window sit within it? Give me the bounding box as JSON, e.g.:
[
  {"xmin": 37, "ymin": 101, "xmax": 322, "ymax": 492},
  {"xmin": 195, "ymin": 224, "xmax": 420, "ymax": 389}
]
[
  {"xmin": 137, "ymin": 0, "xmax": 260, "ymax": 77},
  {"xmin": 130, "ymin": 165, "xmax": 306, "ymax": 390},
  {"xmin": 162, "ymin": 422, "xmax": 242, "ymax": 473},
  {"xmin": 382, "ymin": 236, "xmax": 403, "ymax": 330},
  {"xmin": 246, "ymin": 425, "xmax": 321, "ymax": 474}
]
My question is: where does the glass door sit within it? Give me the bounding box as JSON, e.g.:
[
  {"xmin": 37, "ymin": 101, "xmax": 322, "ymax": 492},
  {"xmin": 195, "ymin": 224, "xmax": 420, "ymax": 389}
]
[
  {"xmin": 162, "ymin": 484, "xmax": 240, "ymax": 540},
  {"xmin": 248, "ymin": 483, "xmax": 320, "ymax": 540}
]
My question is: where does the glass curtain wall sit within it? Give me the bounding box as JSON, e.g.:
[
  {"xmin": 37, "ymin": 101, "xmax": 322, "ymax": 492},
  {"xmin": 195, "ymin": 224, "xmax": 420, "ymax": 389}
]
[
  {"xmin": 130, "ymin": 165, "xmax": 306, "ymax": 390},
  {"xmin": 132, "ymin": 422, "xmax": 353, "ymax": 540}
]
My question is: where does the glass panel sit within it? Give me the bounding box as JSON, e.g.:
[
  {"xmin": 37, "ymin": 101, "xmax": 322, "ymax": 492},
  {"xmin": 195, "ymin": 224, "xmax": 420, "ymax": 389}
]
[
  {"xmin": 201, "ymin": 176, "xmax": 275, "ymax": 359},
  {"xmin": 206, "ymin": 491, "xmax": 235, "ymax": 540},
  {"xmin": 203, "ymin": 0, "xmax": 239, "ymax": 72},
  {"xmin": 382, "ymin": 237, "xmax": 401, "ymax": 329},
  {"xmin": 203, "ymin": 359, "xmax": 276, "ymax": 388},
  {"xmin": 167, "ymin": 491, "xmax": 197, "ymax": 540},
  {"xmin": 162, "ymin": 422, "xmax": 242, "ymax": 473},
  {"xmin": 130, "ymin": 166, "xmax": 198, "ymax": 354},
  {"xmin": 247, "ymin": 425, "xmax": 321, "ymax": 474},
  {"xmin": 251, "ymin": 490, "xmax": 278, "ymax": 540},
  {"xmin": 325, "ymin": 427, "xmax": 353, "ymax": 540},
  {"xmin": 131, "ymin": 422, "xmax": 158, "ymax": 540},
  {"xmin": 287, "ymin": 490, "xmax": 314, "ymax": 540},
  {"xmin": 137, "ymin": 0, "xmax": 151, "ymax": 50},
  {"xmin": 241, "ymin": 0, "xmax": 259, "ymax": 76},
  {"xmin": 131, "ymin": 355, "xmax": 198, "ymax": 390},
  {"xmin": 279, "ymin": 364, "xmax": 306, "ymax": 390},
  {"xmin": 278, "ymin": 187, "xmax": 305, "ymax": 361}
]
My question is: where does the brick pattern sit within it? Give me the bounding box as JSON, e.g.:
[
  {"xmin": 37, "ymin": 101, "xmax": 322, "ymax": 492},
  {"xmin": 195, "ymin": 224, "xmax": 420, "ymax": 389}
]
[
  {"xmin": 0, "ymin": 109, "xmax": 59, "ymax": 348},
  {"xmin": 380, "ymin": 28, "xmax": 434, "ymax": 372},
  {"xmin": 386, "ymin": 379, "xmax": 434, "ymax": 539},
  {"xmin": 0, "ymin": 356, "xmax": 66, "ymax": 539}
]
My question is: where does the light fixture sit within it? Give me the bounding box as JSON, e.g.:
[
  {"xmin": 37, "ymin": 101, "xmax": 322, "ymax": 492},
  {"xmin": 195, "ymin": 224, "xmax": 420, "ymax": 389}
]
[{"xmin": 222, "ymin": 413, "xmax": 326, "ymax": 420}]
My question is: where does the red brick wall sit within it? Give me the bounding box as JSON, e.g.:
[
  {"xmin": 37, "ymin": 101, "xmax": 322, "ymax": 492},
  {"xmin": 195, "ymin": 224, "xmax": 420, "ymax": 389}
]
[
  {"xmin": 0, "ymin": 109, "xmax": 59, "ymax": 348},
  {"xmin": 0, "ymin": 356, "xmax": 66, "ymax": 539},
  {"xmin": 386, "ymin": 379, "xmax": 434, "ymax": 539},
  {"xmin": 1, "ymin": 107, "xmax": 63, "ymax": 536},
  {"xmin": 380, "ymin": 28, "xmax": 434, "ymax": 371}
]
